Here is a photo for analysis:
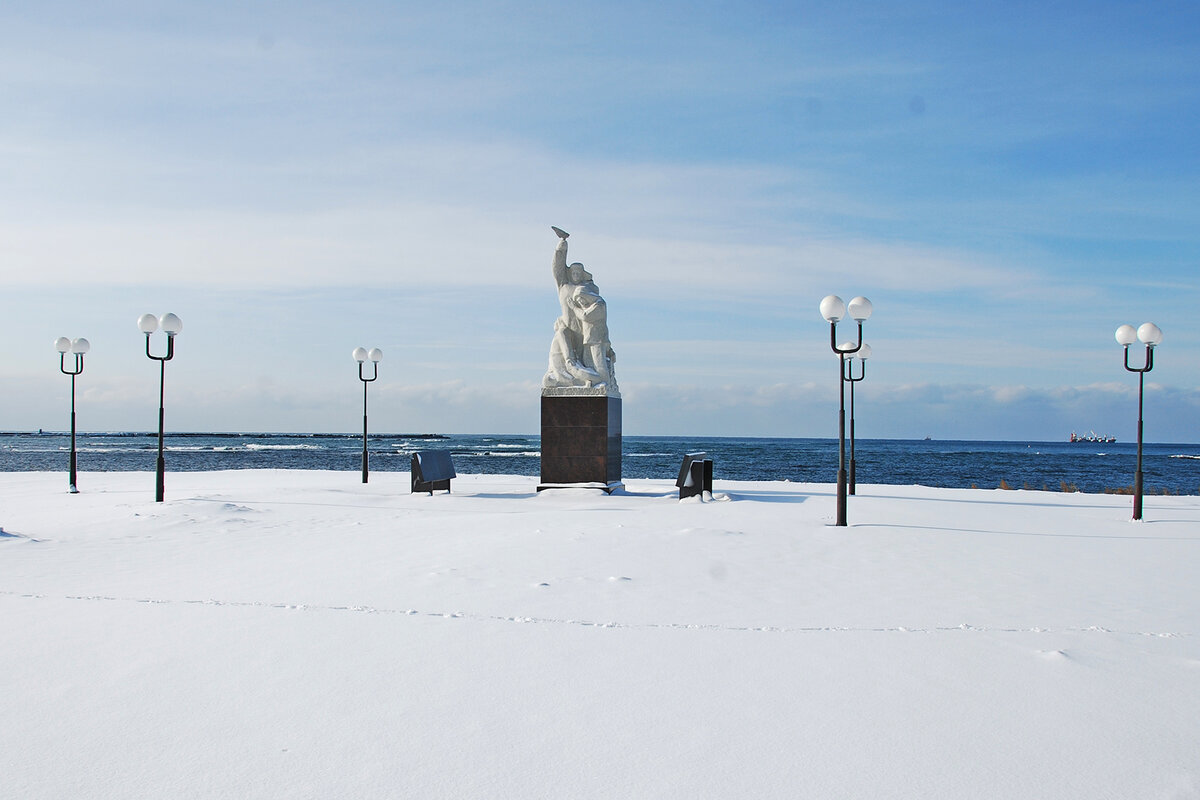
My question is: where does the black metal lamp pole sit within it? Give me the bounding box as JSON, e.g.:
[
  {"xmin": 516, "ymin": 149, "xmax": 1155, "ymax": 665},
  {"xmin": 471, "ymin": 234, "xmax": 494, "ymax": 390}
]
[
  {"xmin": 1116, "ymin": 323, "xmax": 1161, "ymax": 521},
  {"xmin": 843, "ymin": 344, "xmax": 869, "ymax": 495},
  {"xmin": 139, "ymin": 313, "xmax": 182, "ymax": 502},
  {"xmin": 353, "ymin": 347, "xmax": 382, "ymax": 483},
  {"xmin": 55, "ymin": 337, "xmax": 89, "ymax": 493},
  {"xmin": 820, "ymin": 295, "xmax": 872, "ymax": 527}
]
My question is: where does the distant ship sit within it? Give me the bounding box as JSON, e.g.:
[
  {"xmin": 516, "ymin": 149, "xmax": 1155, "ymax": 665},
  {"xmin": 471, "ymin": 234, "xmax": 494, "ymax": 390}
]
[{"xmin": 1070, "ymin": 431, "xmax": 1116, "ymax": 443}]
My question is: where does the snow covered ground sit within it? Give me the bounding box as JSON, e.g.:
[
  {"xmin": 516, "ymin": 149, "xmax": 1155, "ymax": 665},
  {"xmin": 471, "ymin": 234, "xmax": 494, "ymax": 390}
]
[{"xmin": 3, "ymin": 470, "xmax": 1198, "ymax": 799}]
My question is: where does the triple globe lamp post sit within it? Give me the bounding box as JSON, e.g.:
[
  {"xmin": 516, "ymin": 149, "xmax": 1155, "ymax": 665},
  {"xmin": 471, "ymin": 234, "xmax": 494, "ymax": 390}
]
[
  {"xmin": 1115, "ymin": 321, "xmax": 1162, "ymax": 521},
  {"xmin": 820, "ymin": 294, "xmax": 873, "ymax": 526},
  {"xmin": 54, "ymin": 336, "xmax": 90, "ymax": 493},
  {"xmin": 353, "ymin": 347, "xmax": 383, "ymax": 483}
]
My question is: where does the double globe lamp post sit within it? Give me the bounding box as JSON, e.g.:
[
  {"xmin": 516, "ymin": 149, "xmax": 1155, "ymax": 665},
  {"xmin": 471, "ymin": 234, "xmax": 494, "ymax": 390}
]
[
  {"xmin": 54, "ymin": 336, "xmax": 90, "ymax": 493},
  {"xmin": 843, "ymin": 342, "xmax": 871, "ymax": 496},
  {"xmin": 353, "ymin": 347, "xmax": 383, "ymax": 483},
  {"xmin": 1115, "ymin": 321, "xmax": 1162, "ymax": 521},
  {"xmin": 820, "ymin": 295, "xmax": 872, "ymax": 526},
  {"xmin": 139, "ymin": 313, "xmax": 183, "ymax": 502}
]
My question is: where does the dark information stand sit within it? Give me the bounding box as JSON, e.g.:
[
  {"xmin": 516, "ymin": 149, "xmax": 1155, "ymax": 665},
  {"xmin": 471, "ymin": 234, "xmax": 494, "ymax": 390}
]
[
  {"xmin": 676, "ymin": 452, "xmax": 713, "ymax": 499},
  {"xmin": 411, "ymin": 450, "xmax": 455, "ymax": 494}
]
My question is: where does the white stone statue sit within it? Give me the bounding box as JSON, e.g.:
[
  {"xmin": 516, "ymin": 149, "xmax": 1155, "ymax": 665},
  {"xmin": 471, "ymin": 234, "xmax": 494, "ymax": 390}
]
[{"xmin": 543, "ymin": 227, "xmax": 619, "ymax": 396}]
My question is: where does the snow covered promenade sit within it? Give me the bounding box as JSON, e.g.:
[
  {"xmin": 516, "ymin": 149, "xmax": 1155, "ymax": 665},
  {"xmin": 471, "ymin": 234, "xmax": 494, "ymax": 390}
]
[{"xmin": 3, "ymin": 470, "xmax": 1198, "ymax": 799}]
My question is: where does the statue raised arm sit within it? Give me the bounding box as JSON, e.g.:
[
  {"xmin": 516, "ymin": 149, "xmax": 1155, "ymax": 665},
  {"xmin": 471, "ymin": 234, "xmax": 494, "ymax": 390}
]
[{"xmin": 551, "ymin": 228, "xmax": 570, "ymax": 291}]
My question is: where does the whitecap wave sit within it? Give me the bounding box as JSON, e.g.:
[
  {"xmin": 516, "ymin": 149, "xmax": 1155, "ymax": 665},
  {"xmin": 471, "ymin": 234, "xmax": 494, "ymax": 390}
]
[{"xmin": 244, "ymin": 443, "xmax": 325, "ymax": 451}]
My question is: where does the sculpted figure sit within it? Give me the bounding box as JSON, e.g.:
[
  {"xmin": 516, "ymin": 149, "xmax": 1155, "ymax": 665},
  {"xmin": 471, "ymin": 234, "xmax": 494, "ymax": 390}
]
[
  {"xmin": 545, "ymin": 317, "xmax": 602, "ymax": 387},
  {"xmin": 543, "ymin": 227, "xmax": 618, "ymax": 394},
  {"xmin": 571, "ymin": 283, "xmax": 615, "ymax": 387}
]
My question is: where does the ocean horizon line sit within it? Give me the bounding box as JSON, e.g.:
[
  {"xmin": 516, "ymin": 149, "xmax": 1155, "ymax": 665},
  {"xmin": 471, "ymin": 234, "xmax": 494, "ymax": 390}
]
[{"xmin": 3, "ymin": 430, "xmax": 1198, "ymax": 447}]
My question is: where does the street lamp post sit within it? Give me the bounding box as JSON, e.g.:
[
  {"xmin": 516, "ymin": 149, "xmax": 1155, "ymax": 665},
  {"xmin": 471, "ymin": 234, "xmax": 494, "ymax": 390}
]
[
  {"xmin": 353, "ymin": 347, "xmax": 383, "ymax": 483},
  {"xmin": 820, "ymin": 295, "xmax": 872, "ymax": 526},
  {"xmin": 1115, "ymin": 322, "xmax": 1162, "ymax": 521},
  {"xmin": 139, "ymin": 313, "xmax": 183, "ymax": 502},
  {"xmin": 54, "ymin": 336, "xmax": 90, "ymax": 493},
  {"xmin": 843, "ymin": 342, "xmax": 871, "ymax": 496}
]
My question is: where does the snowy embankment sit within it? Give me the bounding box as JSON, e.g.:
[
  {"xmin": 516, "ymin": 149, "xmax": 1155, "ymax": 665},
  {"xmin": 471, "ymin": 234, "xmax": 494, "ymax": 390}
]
[{"xmin": 2, "ymin": 470, "xmax": 1198, "ymax": 799}]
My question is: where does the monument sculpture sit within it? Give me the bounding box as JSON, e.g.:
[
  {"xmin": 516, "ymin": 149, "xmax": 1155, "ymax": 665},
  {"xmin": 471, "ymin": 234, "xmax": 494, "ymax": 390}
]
[
  {"xmin": 539, "ymin": 227, "xmax": 623, "ymax": 491},
  {"xmin": 543, "ymin": 226, "xmax": 619, "ymax": 394}
]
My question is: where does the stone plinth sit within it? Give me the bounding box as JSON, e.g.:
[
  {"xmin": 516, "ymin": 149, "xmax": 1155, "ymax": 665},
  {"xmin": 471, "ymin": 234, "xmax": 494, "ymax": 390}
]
[{"xmin": 538, "ymin": 395, "xmax": 622, "ymax": 491}]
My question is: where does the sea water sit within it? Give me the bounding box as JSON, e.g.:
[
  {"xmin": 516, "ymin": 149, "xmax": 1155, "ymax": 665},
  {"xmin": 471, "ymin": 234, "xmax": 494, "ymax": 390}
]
[{"xmin": 3, "ymin": 432, "xmax": 1199, "ymax": 495}]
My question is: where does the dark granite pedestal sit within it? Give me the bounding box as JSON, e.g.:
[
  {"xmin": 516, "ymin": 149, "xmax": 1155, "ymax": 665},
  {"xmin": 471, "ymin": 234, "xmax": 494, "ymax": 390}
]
[{"xmin": 538, "ymin": 394, "xmax": 622, "ymax": 492}]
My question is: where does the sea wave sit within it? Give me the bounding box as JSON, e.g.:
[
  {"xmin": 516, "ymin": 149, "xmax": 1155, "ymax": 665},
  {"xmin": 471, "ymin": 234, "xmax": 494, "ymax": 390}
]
[
  {"xmin": 5, "ymin": 445, "xmax": 155, "ymax": 454},
  {"xmin": 380, "ymin": 449, "xmax": 539, "ymax": 458},
  {"xmin": 1170, "ymin": 454, "xmax": 1200, "ymax": 460},
  {"xmin": 244, "ymin": 444, "xmax": 326, "ymax": 451}
]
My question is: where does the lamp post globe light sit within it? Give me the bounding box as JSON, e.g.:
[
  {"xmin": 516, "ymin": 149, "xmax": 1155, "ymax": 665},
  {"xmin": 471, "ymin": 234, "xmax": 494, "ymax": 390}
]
[
  {"xmin": 140, "ymin": 313, "xmax": 182, "ymax": 502},
  {"xmin": 1116, "ymin": 322, "xmax": 1162, "ymax": 521},
  {"xmin": 55, "ymin": 336, "xmax": 90, "ymax": 493},
  {"xmin": 353, "ymin": 347, "xmax": 382, "ymax": 483},
  {"xmin": 820, "ymin": 295, "xmax": 872, "ymax": 526},
  {"xmin": 843, "ymin": 342, "xmax": 871, "ymax": 496}
]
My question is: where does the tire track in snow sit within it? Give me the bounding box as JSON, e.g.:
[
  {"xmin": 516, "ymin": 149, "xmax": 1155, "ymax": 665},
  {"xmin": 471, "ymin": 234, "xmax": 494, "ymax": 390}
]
[{"xmin": 1, "ymin": 590, "xmax": 1190, "ymax": 639}]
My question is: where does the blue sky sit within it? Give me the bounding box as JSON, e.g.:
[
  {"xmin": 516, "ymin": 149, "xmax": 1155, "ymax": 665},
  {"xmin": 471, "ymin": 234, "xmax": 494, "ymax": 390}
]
[{"xmin": 2, "ymin": 0, "xmax": 1198, "ymax": 440}]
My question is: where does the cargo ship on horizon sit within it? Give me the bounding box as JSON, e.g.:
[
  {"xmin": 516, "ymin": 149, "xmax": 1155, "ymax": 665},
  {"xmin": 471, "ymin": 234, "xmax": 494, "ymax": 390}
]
[{"xmin": 1070, "ymin": 431, "xmax": 1117, "ymax": 443}]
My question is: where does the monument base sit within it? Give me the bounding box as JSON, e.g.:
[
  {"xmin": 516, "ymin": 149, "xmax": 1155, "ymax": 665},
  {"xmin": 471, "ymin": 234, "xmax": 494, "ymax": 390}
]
[
  {"xmin": 536, "ymin": 481, "xmax": 625, "ymax": 494},
  {"xmin": 538, "ymin": 394, "xmax": 622, "ymax": 491}
]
